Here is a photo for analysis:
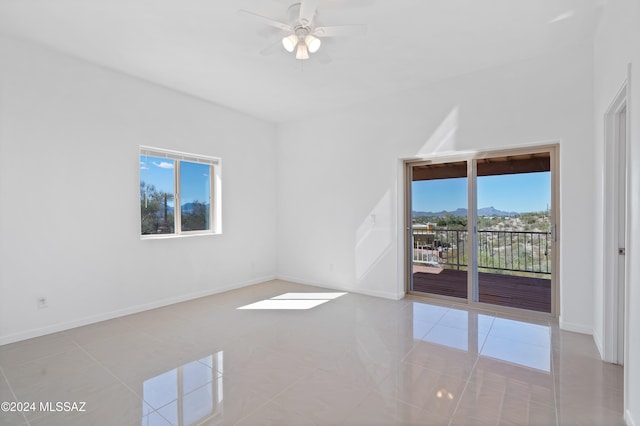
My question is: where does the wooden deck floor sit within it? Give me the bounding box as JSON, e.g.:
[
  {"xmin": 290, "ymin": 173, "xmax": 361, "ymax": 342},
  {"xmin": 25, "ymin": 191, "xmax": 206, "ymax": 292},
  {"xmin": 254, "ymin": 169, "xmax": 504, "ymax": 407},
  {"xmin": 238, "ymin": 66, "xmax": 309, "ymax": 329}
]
[{"xmin": 412, "ymin": 267, "xmax": 551, "ymax": 313}]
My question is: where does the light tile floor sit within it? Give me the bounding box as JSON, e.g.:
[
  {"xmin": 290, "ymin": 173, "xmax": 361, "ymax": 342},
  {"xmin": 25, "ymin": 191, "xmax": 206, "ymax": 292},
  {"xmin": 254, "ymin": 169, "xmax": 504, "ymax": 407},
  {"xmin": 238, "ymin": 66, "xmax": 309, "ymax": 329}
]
[{"xmin": 0, "ymin": 280, "xmax": 624, "ymax": 425}]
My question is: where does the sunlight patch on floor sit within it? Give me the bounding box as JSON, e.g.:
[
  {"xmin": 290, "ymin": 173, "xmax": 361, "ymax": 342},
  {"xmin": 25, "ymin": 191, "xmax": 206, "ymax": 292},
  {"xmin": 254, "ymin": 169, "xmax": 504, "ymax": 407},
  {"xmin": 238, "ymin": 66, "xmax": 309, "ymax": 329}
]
[{"xmin": 237, "ymin": 292, "xmax": 347, "ymax": 310}]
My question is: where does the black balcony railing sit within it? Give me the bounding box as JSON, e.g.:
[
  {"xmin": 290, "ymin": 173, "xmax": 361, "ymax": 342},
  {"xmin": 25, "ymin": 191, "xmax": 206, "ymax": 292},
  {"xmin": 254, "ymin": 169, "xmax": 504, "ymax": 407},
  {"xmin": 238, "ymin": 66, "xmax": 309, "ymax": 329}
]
[{"xmin": 413, "ymin": 228, "xmax": 551, "ymax": 276}]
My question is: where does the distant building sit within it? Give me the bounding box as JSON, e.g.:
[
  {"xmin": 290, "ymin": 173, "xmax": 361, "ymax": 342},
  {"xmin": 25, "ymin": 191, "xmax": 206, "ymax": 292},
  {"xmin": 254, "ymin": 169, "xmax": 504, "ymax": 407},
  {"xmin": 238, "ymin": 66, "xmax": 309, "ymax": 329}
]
[{"xmin": 413, "ymin": 222, "xmax": 436, "ymax": 247}]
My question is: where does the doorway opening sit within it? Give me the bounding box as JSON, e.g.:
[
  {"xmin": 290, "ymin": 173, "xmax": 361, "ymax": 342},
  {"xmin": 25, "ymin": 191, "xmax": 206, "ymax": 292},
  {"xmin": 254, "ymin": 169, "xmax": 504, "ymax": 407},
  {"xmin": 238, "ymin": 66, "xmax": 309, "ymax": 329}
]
[{"xmin": 603, "ymin": 82, "xmax": 628, "ymax": 366}]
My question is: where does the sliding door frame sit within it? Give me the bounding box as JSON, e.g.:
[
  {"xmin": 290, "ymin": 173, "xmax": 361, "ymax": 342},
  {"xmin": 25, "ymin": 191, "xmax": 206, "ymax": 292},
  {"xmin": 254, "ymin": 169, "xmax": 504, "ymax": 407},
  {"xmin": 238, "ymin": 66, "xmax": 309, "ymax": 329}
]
[
  {"xmin": 405, "ymin": 155, "xmax": 471, "ymax": 305},
  {"xmin": 405, "ymin": 143, "xmax": 559, "ymax": 318}
]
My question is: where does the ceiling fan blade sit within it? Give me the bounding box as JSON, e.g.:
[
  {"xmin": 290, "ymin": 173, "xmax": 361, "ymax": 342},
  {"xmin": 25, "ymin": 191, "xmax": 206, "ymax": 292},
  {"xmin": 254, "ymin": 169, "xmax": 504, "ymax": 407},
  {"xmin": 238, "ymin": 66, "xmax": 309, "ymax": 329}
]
[
  {"xmin": 259, "ymin": 40, "xmax": 285, "ymax": 56},
  {"xmin": 238, "ymin": 10, "xmax": 293, "ymax": 32},
  {"xmin": 323, "ymin": 0, "xmax": 376, "ymax": 9},
  {"xmin": 313, "ymin": 25, "xmax": 367, "ymax": 37},
  {"xmin": 274, "ymin": 0, "xmax": 375, "ymax": 9},
  {"xmin": 298, "ymin": 0, "xmax": 318, "ymax": 26},
  {"xmin": 257, "ymin": 25, "xmax": 282, "ymax": 38}
]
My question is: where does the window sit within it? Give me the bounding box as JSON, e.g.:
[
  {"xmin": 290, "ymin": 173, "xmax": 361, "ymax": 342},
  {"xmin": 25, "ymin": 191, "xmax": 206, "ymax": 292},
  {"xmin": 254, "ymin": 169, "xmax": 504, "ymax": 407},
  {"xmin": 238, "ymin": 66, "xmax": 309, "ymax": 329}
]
[{"xmin": 140, "ymin": 146, "xmax": 220, "ymax": 237}]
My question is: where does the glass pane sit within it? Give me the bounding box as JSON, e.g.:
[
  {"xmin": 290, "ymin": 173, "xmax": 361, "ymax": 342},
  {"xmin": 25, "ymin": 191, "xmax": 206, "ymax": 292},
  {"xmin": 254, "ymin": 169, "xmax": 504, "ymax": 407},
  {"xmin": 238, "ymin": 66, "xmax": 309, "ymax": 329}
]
[
  {"xmin": 476, "ymin": 155, "xmax": 551, "ymax": 313},
  {"xmin": 411, "ymin": 161, "xmax": 468, "ymax": 299},
  {"xmin": 140, "ymin": 155, "xmax": 175, "ymax": 235},
  {"xmin": 180, "ymin": 161, "xmax": 211, "ymax": 232}
]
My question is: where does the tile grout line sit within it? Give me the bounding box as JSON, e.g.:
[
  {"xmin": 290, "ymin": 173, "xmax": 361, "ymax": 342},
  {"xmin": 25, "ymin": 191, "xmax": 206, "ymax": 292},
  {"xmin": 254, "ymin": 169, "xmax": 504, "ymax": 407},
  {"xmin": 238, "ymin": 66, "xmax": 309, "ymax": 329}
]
[
  {"xmin": 447, "ymin": 315, "xmax": 496, "ymax": 425},
  {"xmin": 0, "ymin": 364, "xmax": 31, "ymax": 425},
  {"xmin": 399, "ymin": 307, "xmax": 450, "ymax": 364},
  {"xmin": 228, "ymin": 351, "xmax": 323, "ymax": 426},
  {"xmin": 70, "ymin": 340, "xmax": 174, "ymax": 426},
  {"xmin": 447, "ymin": 354, "xmax": 480, "ymax": 426},
  {"xmin": 1, "ymin": 333, "xmax": 77, "ymax": 368}
]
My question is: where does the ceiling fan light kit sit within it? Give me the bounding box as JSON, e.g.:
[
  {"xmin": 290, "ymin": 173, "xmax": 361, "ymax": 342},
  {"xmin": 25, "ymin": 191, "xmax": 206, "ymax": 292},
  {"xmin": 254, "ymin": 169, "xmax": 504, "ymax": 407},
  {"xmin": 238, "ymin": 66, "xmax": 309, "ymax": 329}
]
[
  {"xmin": 295, "ymin": 43, "xmax": 310, "ymax": 60},
  {"xmin": 239, "ymin": 0, "xmax": 365, "ymax": 62},
  {"xmin": 282, "ymin": 34, "xmax": 298, "ymax": 52},
  {"xmin": 305, "ymin": 35, "xmax": 321, "ymax": 53},
  {"xmin": 282, "ymin": 33, "xmax": 321, "ymax": 59}
]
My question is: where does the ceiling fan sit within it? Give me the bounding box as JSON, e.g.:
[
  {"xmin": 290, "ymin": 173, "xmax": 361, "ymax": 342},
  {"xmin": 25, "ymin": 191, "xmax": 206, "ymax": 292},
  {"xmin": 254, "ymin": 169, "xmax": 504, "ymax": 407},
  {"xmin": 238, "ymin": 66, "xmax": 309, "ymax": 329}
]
[{"xmin": 239, "ymin": 0, "xmax": 366, "ymax": 60}]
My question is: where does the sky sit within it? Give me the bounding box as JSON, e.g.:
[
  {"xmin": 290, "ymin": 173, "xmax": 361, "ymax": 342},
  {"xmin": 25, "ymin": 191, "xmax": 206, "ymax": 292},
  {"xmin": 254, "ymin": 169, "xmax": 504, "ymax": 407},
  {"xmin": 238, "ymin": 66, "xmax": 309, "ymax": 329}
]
[
  {"xmin": 412, "ymin": 171, "xmax": 551, "ymax": 213},
  {"xmin": 140, "ymin": 156, "xmax": 210, "ymax": 206}
]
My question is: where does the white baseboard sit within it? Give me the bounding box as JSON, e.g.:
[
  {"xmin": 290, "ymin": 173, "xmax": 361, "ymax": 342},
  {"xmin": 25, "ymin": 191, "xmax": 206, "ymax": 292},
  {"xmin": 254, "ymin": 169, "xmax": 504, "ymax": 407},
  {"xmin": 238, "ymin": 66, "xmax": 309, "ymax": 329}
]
[
  {"xmin": 626, "ymin": 409, "xmax": 635, "ymax": 426},
  {"xmin": 276, "ymin": 275, "xmax": 403, "ymax": 301},
  {"xmin": 593, "ymin": 330, "xmax": 605, "ymax": 359},
  {"xmin": 558, "ymin": 317, "xmax": 593, "ymax": 335},
  {"xmin": 0, "ymin": 275, "xmax": 276, "ymax": 346},
  {"xmin": 1, "ymin": 274, "xmax": 403, "ymax": 345}
]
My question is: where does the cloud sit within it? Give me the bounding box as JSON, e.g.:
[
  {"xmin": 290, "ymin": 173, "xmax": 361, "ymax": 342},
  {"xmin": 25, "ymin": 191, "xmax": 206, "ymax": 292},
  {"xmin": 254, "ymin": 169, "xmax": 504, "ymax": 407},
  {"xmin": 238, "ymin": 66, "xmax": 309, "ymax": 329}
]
[
  {"xmin": 152, "ymin": 161, "xmax": 174, "ymax": 169},
  {"xmin": 140, "ymin": 165, "xmax": 149, "ymax": 170}
]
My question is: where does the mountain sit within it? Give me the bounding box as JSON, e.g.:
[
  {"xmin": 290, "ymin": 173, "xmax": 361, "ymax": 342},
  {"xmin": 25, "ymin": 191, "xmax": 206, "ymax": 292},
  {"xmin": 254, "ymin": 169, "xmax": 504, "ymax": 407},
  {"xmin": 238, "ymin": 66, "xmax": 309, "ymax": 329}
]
[
  {"xmin": 146, "ymin": 203, "xmax": 209, "ymax": 215},
  {"xmin": 413, "ymin": 206, "xmax": 519, "ymax": 217},
  {"xmin": 477, "ymin": 206, "xmax": 519, "ymax": 216},
  {"xmin": 181, "ymin": 202, "xmax": 209, "ymax": 213}
]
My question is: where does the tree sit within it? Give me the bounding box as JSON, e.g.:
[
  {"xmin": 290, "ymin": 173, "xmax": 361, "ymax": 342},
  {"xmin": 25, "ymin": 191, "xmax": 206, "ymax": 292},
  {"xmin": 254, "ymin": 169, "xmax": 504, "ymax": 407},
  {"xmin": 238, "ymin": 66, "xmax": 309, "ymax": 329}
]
[
  {"xmin": 181, "ymin": 200, "xmax": 209, "ymax": 231},
  {"xmin": 140, "ymin": 182, "xmax": 174, "ymax": 234},
  {"xmin": 436, "ymin": 213, "xmax": 467, "ymax": 230},
  {"xmin": 158, "ymin": 191, "xmax": 174, "ymax": 232}
]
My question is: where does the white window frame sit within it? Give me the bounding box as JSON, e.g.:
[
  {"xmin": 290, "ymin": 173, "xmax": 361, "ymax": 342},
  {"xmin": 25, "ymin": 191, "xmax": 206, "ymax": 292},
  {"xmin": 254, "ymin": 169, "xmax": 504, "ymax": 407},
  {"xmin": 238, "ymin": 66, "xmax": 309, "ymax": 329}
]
[{"xmin": 140, "ymin": 146, "xmax": 222, "ymax": 239}]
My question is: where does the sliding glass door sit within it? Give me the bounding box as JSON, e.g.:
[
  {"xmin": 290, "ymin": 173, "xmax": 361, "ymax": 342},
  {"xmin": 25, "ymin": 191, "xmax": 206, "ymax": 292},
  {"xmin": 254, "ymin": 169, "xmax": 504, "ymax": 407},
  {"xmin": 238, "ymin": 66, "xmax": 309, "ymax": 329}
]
[
  {"xmin": 409, "ymin": 161, "xmax": 468, "ymax": 299},
  {"xmin": 476, "ymin": 154, "xmax": 552, "ymax": 313},
  {"xmin": 407, "ymin": 147, "xmax": 556, "ymax": 315}
]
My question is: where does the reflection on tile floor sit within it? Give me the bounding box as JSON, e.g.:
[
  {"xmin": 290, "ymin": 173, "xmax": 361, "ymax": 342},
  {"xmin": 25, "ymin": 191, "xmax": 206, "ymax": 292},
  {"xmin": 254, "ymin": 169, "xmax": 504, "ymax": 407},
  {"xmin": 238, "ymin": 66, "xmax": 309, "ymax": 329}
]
[{"xmin": 0, "ymin": 280, "xmax": 624, "ymax": 425}]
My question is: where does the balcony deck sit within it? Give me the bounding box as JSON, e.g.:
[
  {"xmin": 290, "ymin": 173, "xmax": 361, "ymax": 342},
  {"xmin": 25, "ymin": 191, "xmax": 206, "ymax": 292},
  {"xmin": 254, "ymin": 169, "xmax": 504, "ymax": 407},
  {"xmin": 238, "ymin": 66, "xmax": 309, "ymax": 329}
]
[{"xmin": 411, "ymin": 265, "xmax": 551, "ymax": 313}]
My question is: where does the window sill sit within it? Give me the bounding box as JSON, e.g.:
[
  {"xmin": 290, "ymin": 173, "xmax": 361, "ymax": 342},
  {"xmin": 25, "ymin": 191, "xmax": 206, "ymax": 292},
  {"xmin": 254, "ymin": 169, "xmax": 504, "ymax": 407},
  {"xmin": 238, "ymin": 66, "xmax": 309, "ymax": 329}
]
[{"xmin": 140, "ymin": 231, "xmax": 221, "ymax": 240}]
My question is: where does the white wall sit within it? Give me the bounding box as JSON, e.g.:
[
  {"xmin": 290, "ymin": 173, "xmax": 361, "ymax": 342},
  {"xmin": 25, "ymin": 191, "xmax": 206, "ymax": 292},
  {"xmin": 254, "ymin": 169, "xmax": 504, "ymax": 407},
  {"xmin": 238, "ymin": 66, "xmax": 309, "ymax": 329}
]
[
  {"xmin": 0, "ymin": 36, "xmax": 278, "ymax": 344},
  {"xmin": 277, "ymin": 44, "xmax": 595, "ymax": 330},
  {"xmin": 593, "ymin": 0, "xmax": 640, "ymax": 423}
]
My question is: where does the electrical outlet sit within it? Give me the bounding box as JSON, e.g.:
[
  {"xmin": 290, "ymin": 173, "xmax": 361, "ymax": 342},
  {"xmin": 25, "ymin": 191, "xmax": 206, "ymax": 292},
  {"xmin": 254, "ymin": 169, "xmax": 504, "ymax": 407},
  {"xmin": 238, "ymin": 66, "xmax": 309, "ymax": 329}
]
[{"xmin": 37, "ymin": 297, "xmax": 48, "ymax": 310}]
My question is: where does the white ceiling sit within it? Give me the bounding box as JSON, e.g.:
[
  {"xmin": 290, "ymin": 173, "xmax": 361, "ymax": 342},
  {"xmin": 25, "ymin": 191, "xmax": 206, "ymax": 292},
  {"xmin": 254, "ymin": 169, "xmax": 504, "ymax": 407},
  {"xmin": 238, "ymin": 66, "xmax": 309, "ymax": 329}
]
[{"xmin": 0, "ymin": 0, "xmax": 600, "ymax": 123}]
